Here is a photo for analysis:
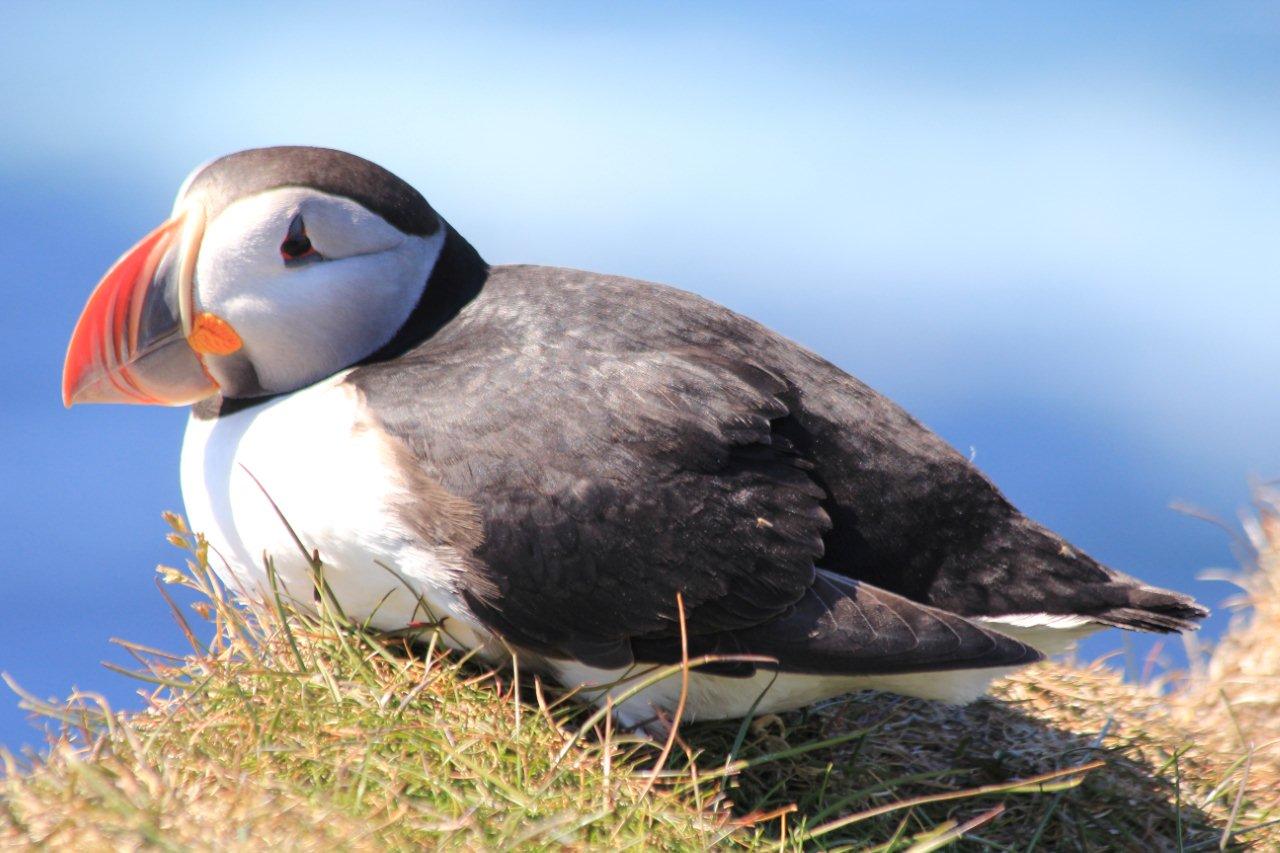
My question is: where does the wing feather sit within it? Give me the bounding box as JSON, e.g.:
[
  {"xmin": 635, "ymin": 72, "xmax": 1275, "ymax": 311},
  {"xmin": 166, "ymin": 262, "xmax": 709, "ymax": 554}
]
[{"xmin": 352, "ymin": 273, "xmax": 1040, "ymax": 675}]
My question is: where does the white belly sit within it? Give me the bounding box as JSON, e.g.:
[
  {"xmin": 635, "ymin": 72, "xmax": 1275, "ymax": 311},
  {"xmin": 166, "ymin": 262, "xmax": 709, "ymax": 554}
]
[
  {"xmin": 552, "ymin": 660, "xmax": 1018, "ymax": 728},
  {"xmin": 180, "ymin": 374, "xmax": 496, "ymax": 654}
]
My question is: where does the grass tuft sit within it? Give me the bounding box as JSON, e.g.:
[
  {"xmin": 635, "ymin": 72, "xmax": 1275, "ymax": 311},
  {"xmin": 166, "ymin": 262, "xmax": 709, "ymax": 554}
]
[{"xmin": 2, "ymin": 489, "xmax": 1279, "ymax": 850}]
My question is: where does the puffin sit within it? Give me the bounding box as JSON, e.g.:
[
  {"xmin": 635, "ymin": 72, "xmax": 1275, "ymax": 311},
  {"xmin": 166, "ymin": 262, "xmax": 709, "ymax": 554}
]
[{"xmin": 62, "ymin": 146, "xmax": 1207, "ymax": 727}]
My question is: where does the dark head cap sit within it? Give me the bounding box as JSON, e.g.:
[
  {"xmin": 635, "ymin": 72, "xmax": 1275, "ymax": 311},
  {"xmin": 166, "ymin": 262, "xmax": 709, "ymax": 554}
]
[{"xmin": 180, "ymin": 146, "xmax": 440, "ymax": 237}]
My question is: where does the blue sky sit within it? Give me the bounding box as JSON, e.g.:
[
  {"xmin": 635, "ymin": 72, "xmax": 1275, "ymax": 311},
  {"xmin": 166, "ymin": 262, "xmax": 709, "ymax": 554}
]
[{"xmin": 1, "ymin": 3, "xmax": 1277, "ymax": 748}]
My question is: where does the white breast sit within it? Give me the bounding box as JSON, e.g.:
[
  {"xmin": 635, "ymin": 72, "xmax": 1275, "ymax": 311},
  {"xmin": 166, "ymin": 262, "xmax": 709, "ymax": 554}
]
[{"xmin": 180, "ymin": 375, "xmax": 497, "ymax": 653}]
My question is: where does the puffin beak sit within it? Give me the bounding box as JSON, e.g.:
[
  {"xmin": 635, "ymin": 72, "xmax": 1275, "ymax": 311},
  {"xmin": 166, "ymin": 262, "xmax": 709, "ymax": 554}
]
[{"xmin": 62, "ymin": 206, "xmax": 240, "ymax": 407}]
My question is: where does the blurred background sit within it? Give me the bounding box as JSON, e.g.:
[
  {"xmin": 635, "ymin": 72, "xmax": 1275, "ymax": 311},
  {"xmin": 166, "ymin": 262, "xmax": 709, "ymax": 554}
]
[{"xmin": 1, "ymin": 2, "xmax": 1277, "ymax": 750}]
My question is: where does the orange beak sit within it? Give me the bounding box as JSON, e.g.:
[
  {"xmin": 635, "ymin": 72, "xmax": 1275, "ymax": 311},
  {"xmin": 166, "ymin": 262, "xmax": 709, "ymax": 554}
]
[{"xmin": 62, "ymin": 206, "xmax": 237, "ymax": 407}]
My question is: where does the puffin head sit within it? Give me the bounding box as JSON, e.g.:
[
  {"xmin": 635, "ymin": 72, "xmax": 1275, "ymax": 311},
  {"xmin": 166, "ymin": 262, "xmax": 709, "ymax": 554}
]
[{"xmin": 62, "ymin": 146, "xmax": 461, "ymax": 406}]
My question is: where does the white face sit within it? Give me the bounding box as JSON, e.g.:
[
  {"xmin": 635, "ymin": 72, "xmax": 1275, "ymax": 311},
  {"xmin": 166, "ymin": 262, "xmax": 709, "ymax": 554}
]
[{"xmin": 182, "ymin": 186, "xmax": 443, "ymax": 395}]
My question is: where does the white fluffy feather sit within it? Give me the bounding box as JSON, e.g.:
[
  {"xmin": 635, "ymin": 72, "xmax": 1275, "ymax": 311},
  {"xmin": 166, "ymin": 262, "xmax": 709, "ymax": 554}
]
[
  {"xmin": 181, "ymin": 374, "xmax": 500, "ymax": 657},
  {"xmin": 552, "ymin": 660, "xmax": 1022, "ymax": 728},
  {"xmin": 977, "ymin": 614, "xmax": 1102, "ymax": 655}
]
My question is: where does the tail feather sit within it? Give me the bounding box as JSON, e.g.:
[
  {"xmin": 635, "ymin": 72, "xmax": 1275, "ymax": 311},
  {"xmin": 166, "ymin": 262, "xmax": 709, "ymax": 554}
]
[
  {"xmin": 1093, "ymin": 586, "xmax": 1209, "ymax": 634},
  {"xmin": 974, "ymin": 517, "xmax": 1211, "ymax": 636}
]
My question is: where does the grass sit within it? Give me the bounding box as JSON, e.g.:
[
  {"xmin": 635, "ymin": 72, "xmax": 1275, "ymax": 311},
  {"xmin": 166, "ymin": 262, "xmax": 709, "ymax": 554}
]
[{"xmin": 2, "ymin": 488, "xmax": 1279, "ymax": 850}]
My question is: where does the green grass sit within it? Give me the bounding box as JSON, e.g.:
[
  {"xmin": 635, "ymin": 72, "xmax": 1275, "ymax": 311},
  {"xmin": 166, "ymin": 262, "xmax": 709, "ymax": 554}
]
[{"xmin": 3, "ymin": 500, "xmax": 1279, "ymax": 850}]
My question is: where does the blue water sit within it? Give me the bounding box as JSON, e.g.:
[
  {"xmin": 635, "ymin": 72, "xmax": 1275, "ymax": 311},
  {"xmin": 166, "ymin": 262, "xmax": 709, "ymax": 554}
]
[{"xmin": 1, "ymin": 2, "xmax": 1277, "ymax": 750}]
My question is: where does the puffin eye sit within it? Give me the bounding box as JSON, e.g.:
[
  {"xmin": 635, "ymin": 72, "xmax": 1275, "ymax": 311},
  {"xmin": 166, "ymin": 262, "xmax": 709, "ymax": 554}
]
[{"xmin": 280, "ymin": 214, "xmax": 322, "ymax": 266}]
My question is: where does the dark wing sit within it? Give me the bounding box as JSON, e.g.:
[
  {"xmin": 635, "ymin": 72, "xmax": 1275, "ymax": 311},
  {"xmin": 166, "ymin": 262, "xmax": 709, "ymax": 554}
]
[
  {"xmin": 351, "ymin": 287, "xmax": 1038, "ymax": 674},
  {"xmin": 740, "ymin": 319, "xmax": 1210, "ymax": 633},
  {"xmin": 631, "ymin": 570, "xmax": 1042, "ymax": 676},
  {"xmin": 434, "ymin": 268, "xmax": 1203, "ymax": 634}
]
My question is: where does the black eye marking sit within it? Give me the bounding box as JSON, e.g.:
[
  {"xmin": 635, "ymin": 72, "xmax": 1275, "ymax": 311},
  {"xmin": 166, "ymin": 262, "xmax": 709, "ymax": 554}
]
[{"xmin": 281, "ymin": 213, "xmax": 322, "ymax": 266}]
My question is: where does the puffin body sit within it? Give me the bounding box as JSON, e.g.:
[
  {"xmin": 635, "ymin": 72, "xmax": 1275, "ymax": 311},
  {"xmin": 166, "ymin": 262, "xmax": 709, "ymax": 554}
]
[{"xmin": 65, "ymin": 147, "xmax": 1206, "ymax": 726}]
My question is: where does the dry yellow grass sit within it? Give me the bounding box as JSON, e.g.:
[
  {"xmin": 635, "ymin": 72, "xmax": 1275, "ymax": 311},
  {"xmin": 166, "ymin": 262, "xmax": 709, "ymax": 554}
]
[
  {"xmin": 1, "ymin": 491, "xmax": 1278, "ymax": 850},
  {"xmin": 1171, "ymin": 486, "xmax": 1280, "ymax": 825}
]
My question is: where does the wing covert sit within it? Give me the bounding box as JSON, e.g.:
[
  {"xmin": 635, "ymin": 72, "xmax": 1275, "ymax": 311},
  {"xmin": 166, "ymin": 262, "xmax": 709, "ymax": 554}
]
[{"xmin": 357, "ymin": 325, "xmax": 830, "ymax": 667}]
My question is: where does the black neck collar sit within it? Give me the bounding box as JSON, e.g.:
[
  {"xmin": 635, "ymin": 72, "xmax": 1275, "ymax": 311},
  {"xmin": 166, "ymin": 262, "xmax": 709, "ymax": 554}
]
[{"xmin": 362, "ymin": 222, "xmax": 488, "ymax": 365}]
